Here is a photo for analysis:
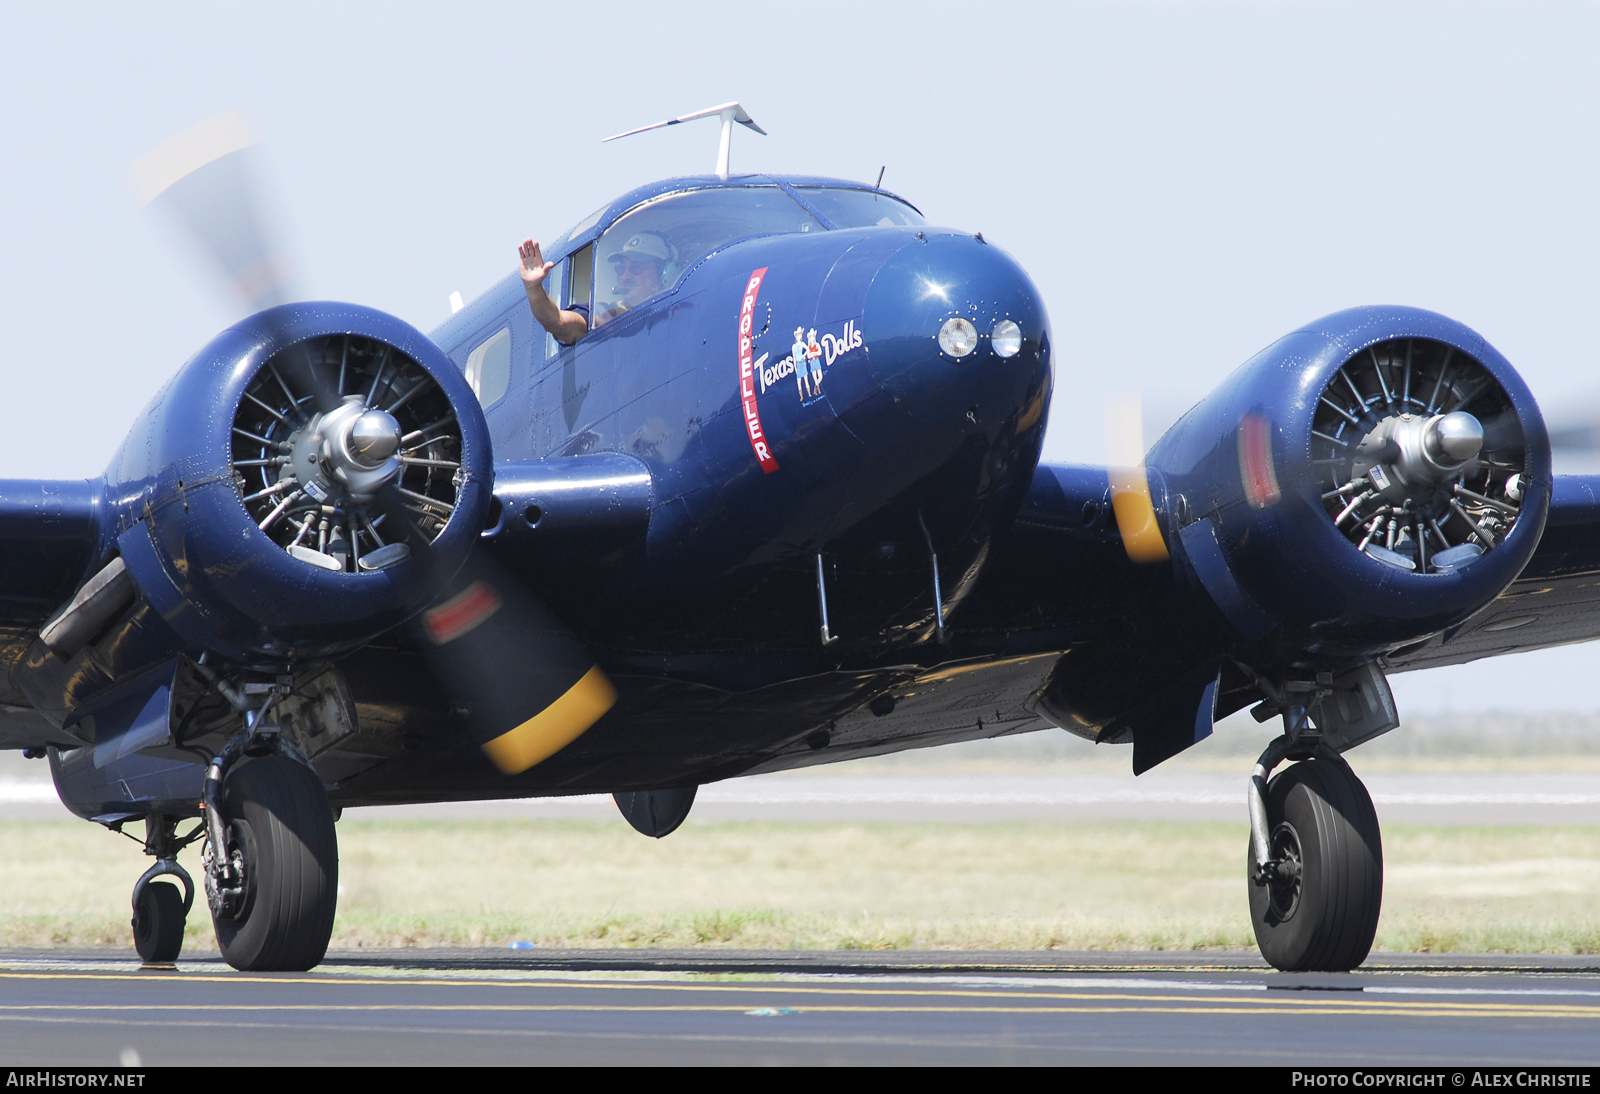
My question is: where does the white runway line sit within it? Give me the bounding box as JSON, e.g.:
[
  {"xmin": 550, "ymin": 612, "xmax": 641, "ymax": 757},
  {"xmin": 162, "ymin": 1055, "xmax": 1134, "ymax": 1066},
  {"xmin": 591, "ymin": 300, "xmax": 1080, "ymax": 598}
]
[
  {"xmin": 693, "ymin": 774, "xmax": 1600, "ymax": 807},
  {"xmin": 0, "ymin": 777, "xmax": 60, "ymax": 804},
  {"xmin": 450, "ymin": 773, "xmax": 1600, "ymax": 808},
  {"xmin": 5, "ymin": 773, "xmax": 1600, "ymax": 809},
  {"xmin": 815, "ymin": 975, "xmax": 1600, "ymax": 999}
]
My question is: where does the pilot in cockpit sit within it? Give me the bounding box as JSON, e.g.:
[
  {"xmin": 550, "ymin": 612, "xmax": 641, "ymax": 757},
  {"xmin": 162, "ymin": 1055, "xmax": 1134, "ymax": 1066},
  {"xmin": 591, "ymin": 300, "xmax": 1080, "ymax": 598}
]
[
  {"xmin": 593, "ymin": 232, "xmax": 673, "ymax": 327},
  {"xmin": 519, "ymin": 231, "xmax": 674, "ymax": 345}
]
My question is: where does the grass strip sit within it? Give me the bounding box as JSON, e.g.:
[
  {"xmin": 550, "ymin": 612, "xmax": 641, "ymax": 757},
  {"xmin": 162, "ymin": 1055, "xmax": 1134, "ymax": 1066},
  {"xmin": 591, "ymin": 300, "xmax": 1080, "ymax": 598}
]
[{"xmin": 1, "ymin": 819, "xmax": 1595, "ymax": 954}]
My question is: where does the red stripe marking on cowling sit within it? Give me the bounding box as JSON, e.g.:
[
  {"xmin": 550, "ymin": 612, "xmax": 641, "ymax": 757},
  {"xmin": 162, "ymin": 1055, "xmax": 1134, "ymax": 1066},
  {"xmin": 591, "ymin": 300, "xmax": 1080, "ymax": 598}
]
[
  {"xmin": 1239, "ymin": 414, "xmax": 1282, "ymax": 509},
  {"xmin": 424, "ymin": 580, "xmax": 503, "ymax": 645}
]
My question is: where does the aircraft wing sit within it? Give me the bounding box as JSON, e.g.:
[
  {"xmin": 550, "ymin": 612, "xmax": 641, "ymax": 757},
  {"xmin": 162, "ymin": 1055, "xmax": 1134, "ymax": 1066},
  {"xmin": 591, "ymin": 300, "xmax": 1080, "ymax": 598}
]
[
  {"xmin": 0, "ymin": 454, "xmax": 653, "ymax": 756},
  {"xmin": 1002, "ymin": 467, "xmax": 1600, "ymax": 678},
  {"xmin": 0, "ymin": 480, "xmax": 102, "ymax": 749},
  {"xmin": 1384, "ymin": 474, "xmax": 1600, "ymax": 673}
]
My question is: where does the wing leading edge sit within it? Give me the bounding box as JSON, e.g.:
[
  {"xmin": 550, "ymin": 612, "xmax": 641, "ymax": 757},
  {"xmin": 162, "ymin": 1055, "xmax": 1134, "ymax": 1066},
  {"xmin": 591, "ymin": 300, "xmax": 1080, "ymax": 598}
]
[{"xmin": 1384, "ymin": 474, "xmax": 1600, "ymax": 673}]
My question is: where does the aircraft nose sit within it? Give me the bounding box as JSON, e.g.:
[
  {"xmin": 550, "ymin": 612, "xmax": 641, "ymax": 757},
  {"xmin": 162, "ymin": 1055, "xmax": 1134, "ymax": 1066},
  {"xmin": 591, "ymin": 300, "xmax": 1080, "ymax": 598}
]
[{"xmin": 829, "ymin": 233, "xmax": 1052, "ymax": 447}]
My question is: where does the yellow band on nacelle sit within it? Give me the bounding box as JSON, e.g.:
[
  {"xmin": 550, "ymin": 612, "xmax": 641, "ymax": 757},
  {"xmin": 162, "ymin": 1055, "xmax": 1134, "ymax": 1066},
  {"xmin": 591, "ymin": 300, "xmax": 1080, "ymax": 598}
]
[
  {"xmin": 1109, "ymin": 466, "xmax": 1171, "ymax": 564},
  {"xmin": 481, "ymin": 665, "xmax": 618, "ymax": 775}
]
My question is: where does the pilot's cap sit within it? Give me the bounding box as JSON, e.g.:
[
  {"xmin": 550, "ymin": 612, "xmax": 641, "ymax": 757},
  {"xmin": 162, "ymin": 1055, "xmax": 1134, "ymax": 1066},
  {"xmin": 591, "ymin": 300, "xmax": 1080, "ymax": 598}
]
[{"xmin": 609, "ymin": 232, "xmax": 672, "ymax": 265}]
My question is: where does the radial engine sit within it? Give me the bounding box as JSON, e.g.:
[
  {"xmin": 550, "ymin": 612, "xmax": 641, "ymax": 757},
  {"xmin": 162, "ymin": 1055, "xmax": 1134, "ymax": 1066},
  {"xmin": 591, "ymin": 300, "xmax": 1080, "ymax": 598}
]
[
  {"xmin": 1148, "ymin": 305, "xmax": 1551, "ymax": 662},
  {"xmin": 56, "ymin": 303, "xmax": 493, "ymax": 669}
]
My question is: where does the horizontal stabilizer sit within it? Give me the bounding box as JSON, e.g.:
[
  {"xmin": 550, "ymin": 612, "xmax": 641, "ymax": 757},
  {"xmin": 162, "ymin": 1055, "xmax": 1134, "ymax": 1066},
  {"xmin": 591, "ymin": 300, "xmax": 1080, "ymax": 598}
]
[{"xmin": 602, "ymin": 101, "xmax": 766, "ymax": 143}]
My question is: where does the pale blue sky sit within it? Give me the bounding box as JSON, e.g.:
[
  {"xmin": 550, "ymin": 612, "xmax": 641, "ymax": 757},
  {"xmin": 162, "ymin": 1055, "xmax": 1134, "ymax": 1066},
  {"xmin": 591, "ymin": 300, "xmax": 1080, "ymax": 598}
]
[{"xmin": 1, "ymin": 1, "xmax": 1596, "ymax": 713}]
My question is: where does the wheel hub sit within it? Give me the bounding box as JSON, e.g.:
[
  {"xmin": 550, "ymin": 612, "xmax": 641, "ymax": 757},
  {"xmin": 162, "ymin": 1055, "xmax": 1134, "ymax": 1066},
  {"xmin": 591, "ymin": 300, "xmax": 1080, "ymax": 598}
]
[
  {"xmin": 202, "ymin": 829, "xmax": 249, "ymax": 920},
  {"xmin": 1263, "ymin": 821, "xmax": 1304, "ymax": 921}
]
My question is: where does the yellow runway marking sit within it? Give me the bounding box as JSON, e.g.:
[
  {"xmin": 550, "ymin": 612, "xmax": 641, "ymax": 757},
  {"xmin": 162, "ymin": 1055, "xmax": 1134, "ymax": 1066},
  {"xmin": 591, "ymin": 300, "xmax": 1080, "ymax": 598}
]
[
  {"xmin": 3, "ymin": 974, "xmax": 1600, "ymax": 1021},
  {"xmin": 0, "ymin": 1003, "xmax": 1595, "ymax": 1020},
  {"xmin": 3, "ymin": 968, "xmax": 1600, "ymax": 1013}
]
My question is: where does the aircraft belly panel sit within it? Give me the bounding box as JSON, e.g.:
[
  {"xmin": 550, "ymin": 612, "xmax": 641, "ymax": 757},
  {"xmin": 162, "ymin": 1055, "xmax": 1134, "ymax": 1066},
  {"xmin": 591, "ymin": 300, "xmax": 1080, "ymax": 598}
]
[
  {"xmin": 327, "ymin": 664, "xmax": 893, "ymax": 805},
  {"xmin": 325, "ymin": 650, "xmax": 1067, "ymax": 806},
  {"xmin": 740, "ymin": 652, "xmax": 1066, "ymax": 776}
]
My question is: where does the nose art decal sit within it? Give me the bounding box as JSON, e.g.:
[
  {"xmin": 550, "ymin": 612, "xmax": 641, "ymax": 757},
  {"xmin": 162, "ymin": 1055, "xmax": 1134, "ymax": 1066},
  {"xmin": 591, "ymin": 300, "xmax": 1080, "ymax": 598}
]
[
  {"xmin": 738, "ymin": 267, "xmax": 779, "ymax": 474},
  {"xmin": 760, "ymin": 321, "xmax": 862, "ymax": 405}
]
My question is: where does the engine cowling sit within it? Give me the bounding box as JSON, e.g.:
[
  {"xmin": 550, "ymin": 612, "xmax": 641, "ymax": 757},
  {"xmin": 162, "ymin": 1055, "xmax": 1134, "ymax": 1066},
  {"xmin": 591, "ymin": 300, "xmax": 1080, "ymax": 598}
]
[
  {"xmin": 1148, "ymin": 305, "xmax": 1551, "ymax": 661},
  {"xmin": 111, "ymin": 303, "xmax": 492, "ymax": 662}
]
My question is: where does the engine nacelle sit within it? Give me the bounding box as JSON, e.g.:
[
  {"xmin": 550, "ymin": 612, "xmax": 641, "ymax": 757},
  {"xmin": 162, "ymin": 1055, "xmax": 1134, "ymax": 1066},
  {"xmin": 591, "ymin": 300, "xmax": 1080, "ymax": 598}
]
[
  {"xmin": 1148, "ymin": 305, "xmax": 1551, "ymax": 662},
  {"xmin": 110, "ymin": 303, "xmax": 492, "ymax": 662}
]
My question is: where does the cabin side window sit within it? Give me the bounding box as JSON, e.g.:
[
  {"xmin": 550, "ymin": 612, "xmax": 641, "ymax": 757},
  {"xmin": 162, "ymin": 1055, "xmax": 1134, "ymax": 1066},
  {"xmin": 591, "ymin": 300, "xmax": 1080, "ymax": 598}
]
[
  {"xmin": 536, "ymin": 245, "xmax": 594, "ymax": 359},
  {"xmin": 543, "ymin": 258, "xmax": 567, "ymax": 361},
  {"xmin": 567, "ymin": 245, "xmax": 594, "ymax": 327},
  {"xmin": 464, "ymin": 326, "xmax": 511, "ymax": 408}
]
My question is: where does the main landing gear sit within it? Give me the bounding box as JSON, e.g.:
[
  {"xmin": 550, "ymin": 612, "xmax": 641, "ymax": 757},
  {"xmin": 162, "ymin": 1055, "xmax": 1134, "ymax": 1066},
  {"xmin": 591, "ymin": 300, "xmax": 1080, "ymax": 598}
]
[
  {"xmin": 127, "ymin": 673, "xmax": 340, "ymax": 972},
  {"xmin": 1235, "ymin": 663, "xmax": 1393, "ymax": 972},
  {"xmin": 1246, "ymin": 738, "xmax": 1383, "ymax": 971},
  {"xmin": 198, "ymin": 677, "xmax": 339, "ymax": 972},
  {"xmin": 204, "ymin": 753, "xmax": 339, "ymax": 971}
]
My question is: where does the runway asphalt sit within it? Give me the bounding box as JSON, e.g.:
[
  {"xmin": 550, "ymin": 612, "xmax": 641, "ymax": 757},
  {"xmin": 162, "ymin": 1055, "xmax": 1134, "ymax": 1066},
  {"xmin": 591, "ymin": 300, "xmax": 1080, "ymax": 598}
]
[{"xmin": 2, "ymin": 949, "xmax": 1599, "ymax": 1066}]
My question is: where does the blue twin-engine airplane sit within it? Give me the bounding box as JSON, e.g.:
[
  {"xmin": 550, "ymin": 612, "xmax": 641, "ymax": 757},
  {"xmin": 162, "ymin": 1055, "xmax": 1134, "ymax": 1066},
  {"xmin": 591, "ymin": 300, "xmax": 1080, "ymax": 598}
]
[{"xmin": 2, "ymin": 103, "xmax": 1594, "ymax": 973}]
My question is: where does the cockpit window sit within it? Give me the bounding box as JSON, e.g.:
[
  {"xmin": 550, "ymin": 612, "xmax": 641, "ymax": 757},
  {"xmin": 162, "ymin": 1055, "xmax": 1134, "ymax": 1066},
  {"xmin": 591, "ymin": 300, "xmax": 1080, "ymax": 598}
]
[
  {"xmin": 591, "ymin": 187, "xmax": 822, "ymax": 326},
  {"xmin": 566, "ymin": 202, "xmax": 609, "ymax": 240},
  {"xmin": 797, "ymin": 187, "xmax": 925, "ymax": 229}
]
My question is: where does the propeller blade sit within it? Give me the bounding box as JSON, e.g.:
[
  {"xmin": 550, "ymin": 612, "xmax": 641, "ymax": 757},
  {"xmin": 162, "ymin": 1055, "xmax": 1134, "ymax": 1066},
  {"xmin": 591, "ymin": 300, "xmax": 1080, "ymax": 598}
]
[
  {"xmin": 1478, "ymin": 407, "xmax": 1528, "ymax": 453},
  {"xmin": 268, "ymin": 349, "xmax": 610, "ymax": 773},
  {"xmin": 130, "ymin": 109, "xmax": 297, "ymax": 314},
  {"xmin": 1548, "ymin": 421, "xmax": 1600, "ymax": 454},
  {"xmin": 360, "ymin": 473, "xmax": 613, "ymax": 775},
  {"xmin": 418, "ymin": 549, "xmax": 616, "ymax": 774},
  {"xmin": 136, "ymin": 113, "xmax": 613, "ymax": 776},
  {"xmin": 1105, "ymin": 393, "xmax": 1170, "ymax": 564}
]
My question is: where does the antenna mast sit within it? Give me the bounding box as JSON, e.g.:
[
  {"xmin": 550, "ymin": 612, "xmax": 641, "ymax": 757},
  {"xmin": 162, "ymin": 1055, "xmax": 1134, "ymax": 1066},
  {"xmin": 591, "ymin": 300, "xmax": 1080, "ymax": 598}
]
[{"xmin": 603, "ymin": 102, "xmax": 767, "ymax": 179}]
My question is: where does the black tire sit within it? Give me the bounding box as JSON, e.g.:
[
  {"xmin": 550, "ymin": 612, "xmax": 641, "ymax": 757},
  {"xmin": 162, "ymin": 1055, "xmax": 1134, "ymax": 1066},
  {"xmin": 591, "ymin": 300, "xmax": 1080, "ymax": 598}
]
[
  {"xmin": 1248, "ymin": 753, "xmax": 1383, "ymax": 972},
  {"xmin": 132, "ymin": 880, "xmax": 185, "ymax": 963},
  {"xmin": 210, "ymin": 755, "xmax": 339, "ymax": 972}
]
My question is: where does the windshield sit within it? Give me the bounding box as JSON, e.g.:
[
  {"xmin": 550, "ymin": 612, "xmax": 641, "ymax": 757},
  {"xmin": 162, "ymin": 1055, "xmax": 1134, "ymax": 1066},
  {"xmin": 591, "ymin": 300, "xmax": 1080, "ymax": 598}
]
[
  {"xmin": 798, "ymin": 187, "xmax": 925, "ymax": 228},
  {"xmin": 592, "ymin": 187, "xmax": 822, "ymax": 325}
]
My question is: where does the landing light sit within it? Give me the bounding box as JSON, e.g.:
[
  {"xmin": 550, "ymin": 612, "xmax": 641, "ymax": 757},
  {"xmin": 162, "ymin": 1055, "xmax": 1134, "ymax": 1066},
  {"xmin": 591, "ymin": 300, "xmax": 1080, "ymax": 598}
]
[
  {"xmin": 991, "ymin": 319, "xmax": 1022, "ymax": 358},
  {"xmin": 938, "ymin": 317, "xmax": 978, "ymax": 358}
]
